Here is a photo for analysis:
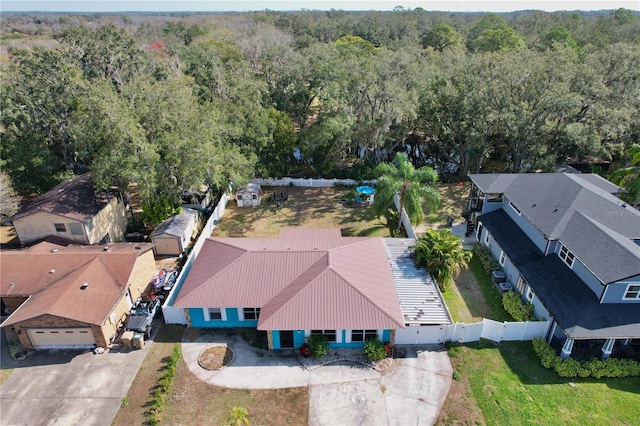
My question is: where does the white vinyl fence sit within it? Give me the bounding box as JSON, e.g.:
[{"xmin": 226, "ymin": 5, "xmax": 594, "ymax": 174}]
[
  {"xmin": 162, "ymin": 193, "xmax": 230, "ymax": 324},
  {"xmin": 251, "ymin": 177, "xmax": 375, "ymax": 187},
  {"xmin": 393, "ymin": 192, "xmax": 417, "ymax": 239},
  {"xmin": 394, "ymin": 319, "xmax": 551, "ymax": 345}
]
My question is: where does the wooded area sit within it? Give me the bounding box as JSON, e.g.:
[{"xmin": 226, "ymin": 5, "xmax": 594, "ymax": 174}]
[{"xmin": 1, "ymin": 8, "xmax": 638, "ymax": 209}]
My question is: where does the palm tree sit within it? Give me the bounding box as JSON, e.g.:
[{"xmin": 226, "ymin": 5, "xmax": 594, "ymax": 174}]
[
  {"xmin": 373, "ymin": 152, "xmax": 440, "ymax": 232},
  {"xmin": 227, "ymin": 406, "xmax": 250, "ymax": 426},
  {"xmin": 610, "ymin": 144, "xmax": 640, "ymax": 205},
  {"xmin": 414, "ymin": 228, "xmax": 472, "ymax": 292}
]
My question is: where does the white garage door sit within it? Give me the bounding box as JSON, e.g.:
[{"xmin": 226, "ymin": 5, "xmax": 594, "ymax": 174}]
[{"xmin": 28, "ymin": 328, "xmax": 96, "ymax": 347}]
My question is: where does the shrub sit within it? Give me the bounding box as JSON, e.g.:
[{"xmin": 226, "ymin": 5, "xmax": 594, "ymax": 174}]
[
  {"xmin": 532, "ymin": 337, "xmax": 558, "ymax": 369},
  {"xmin": 532, "ymin": 338, "xmax": 640, "ymax": 378},
  {"xmin": 308, "ymin": 334, "xmax": 329, "ymax": 359},
  {"xmin": 554, "ymin": 357, "xmax": 581, "ymax": 377},
  {"xmin": 363, "ymin": 337, "xmax": 387, "ymax": 362},
  {"xmin": 472, "ymin": 243, "xmax": 501, "ymax": 275},
  {"xmin": 502, "ymin": 291, "xmax": 536, "ymax": 321}
]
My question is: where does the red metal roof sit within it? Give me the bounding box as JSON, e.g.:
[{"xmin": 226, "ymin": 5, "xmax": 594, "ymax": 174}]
[{"xmin": 174, "ymin": 229, "xmax": 405, "ymax": 330}]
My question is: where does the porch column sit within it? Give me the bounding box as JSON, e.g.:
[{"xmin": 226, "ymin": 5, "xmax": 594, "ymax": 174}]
[
  {"xmin": 600, "ymin": 338, "xmax": 615, "ymax": 360},
  {"xmin": 560, "ymin": 338, "xmax": 574, "ymax": 359}
]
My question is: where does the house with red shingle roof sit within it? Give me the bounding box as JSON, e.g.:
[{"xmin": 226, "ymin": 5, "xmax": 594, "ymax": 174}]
[
  {"xmin": 174, "ymin": 228, "xmax": 452, "ymax": 349},
  {"xmin": 1, "ymin": 241, "xmax": 156, "ymax": 350}
]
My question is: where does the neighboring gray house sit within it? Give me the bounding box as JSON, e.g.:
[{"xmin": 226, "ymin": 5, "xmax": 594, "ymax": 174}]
[
  {"xmin": 466, "ymin": 173, "xmax": 640, "ymax": 359},
  {"xmin": 150, "ymin": 208, "xmax": 198, "ymax": 256}
]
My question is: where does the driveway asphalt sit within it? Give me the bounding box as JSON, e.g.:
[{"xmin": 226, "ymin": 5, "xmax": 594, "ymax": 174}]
[
  {"xmin": 182, "ymin": 332, "xmax": 453, "ymax": 426},
  {"xmin": 0, "ymin": 329, "xmax": 151, "ymax": 426}
]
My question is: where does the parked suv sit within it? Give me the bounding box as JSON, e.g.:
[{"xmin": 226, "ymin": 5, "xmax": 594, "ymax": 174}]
[{"xmin": 124, "ymin": 298, "xmax": 160, "ymax": 338}]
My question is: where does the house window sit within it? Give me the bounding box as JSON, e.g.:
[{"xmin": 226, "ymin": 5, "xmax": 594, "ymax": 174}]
[
  {"xmin": 311, "ymin": 329, "xmax": 336, "ymax": 342},
  {"xmin": 526, "ymin": 287, "xmax": 535, "ymax": 303},
  {"xmin": 209, "ymin": 308, "xmax": 223, "ymax": 320},
  {"xmin": 499, "ymin": 251, "xmax": 506, "ymax": 266},
  {"xmin": 484, "ymin": 231, "xmax": 490, "ymax": 245},
  {"xmin": 623, "ymin": 284, "xmax": 640, "ymax": 300},
  {"xmin": 54, "ymin": 223, "xmax": 66, "ymax": 233},
  {"xmin": 69, "ymin": 222, "xmax": 83, "ymax": 235},
  {"xmin": 351, "ymin": 330, "xmax": 377, "ymax": 342},
  {"xmin": 243, "ymin": 308, "xmax": 261, "ymax": 320},
  {"xmin": 86, "ymin": 219, "xmax": 94, "ymax": 232},
  {"xmin": 559, "ymin": 244, "xmax": 575, "ymax": 268},
  {"xmin": 509, "ymin": 201, "xmax": 521, "ymax": 215},
  {"xmin": 516, "ymin": 275, "xmax": 528, "ymax": 295}
]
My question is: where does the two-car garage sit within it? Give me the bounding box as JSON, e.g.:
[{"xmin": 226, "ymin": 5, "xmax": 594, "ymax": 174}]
[{"xmin": 27, "ymin": 327, "xmax": 96, "ymax": 347}]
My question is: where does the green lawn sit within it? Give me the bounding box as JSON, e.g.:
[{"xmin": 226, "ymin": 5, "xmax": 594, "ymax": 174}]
[
  {"xmin": 452, "ymin": 340, "xmax": 640, "ymax": 426},
  {"xmin": 443, "ymin": 254, "xmax": 513, "ymax": 323},
  {"xmin": 441, "ymin": 255, "xmax": 640, "ymax": 426}
]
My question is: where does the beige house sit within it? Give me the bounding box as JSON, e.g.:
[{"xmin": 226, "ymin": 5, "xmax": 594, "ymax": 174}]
[
  {"xmin": 1, "ymin": 241, "xmax": 156, "ymax": 349},
  {"xmin": 10, "ymin": 173, "xmax": 128, "ymax": 246}
]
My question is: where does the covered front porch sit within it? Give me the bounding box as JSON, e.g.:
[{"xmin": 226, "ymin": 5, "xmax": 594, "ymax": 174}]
[{"xmin": 550, "ymin": 335, "xmax": 640, "ymax": 361}]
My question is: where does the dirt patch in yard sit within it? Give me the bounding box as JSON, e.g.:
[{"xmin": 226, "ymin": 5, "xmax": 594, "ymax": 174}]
[
  {"xmin": 215, "ymin": 186, "xmax": 389, "ymax": 238},
  {"xmin": 199, "ymin": 345, "xmax": 234, "ymax": 370},
  {"xmin": 163, "ymin": 358, "xmax": 309, "ymax": 425}
]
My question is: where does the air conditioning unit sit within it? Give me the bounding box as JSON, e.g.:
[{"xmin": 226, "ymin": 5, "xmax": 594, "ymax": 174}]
[
  {"xmin": 491, "ymin": 270, "xmax": 512, "ymax": 294},
  {"xmin": 491, "ymin": 270, "xmax": 506, "ymax": 284}
]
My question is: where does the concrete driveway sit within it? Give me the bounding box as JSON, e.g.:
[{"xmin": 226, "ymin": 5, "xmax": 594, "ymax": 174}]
[
  {"xmin": 182, "ymin": 334, "xmax": 453, "ymax": 426},
  {"xmin": 0, "ymin": 331, "xmax": 149, "ymax": 426},
  {"xmin": 308, "ymin": 346, "xmax": 453, "ymax": 426}
]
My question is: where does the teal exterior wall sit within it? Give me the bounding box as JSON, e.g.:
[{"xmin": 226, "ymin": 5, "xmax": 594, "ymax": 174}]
[
  {"xmin": 189, "ymin": 307, "xmax": 259, "ymax": 328},
  {"xmin": 271, "ymin": 330, "xmax": 306, "ymax": 349}
]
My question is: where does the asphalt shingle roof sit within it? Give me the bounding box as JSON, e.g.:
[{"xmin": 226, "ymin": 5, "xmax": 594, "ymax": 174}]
[
  {"xmin": 1, "ymin": 242, "xmax": 155, "ymax": 327},
  {"xmin": 10, "ymin": 173, "xmax": 115, "ymax": 223},
  {"xmin": 480, "ymin": 210, "xmax": 640, "ymax": 339},
  {"xmin": 469, "ymin": 173, "xmax": 640, "ymax": 283}
]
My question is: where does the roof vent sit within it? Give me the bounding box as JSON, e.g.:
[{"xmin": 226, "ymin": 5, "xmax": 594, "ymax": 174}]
[
  {"xmin": 80, "ymin": 282, "xmax": 89, "ymax": 290},
  {"xmin": 50, "ymin": 249, "xmax": 59, "ymax": 253},
  {"xmin": 49, "ymin": 269, "xmax": 55, "ymax": 274},
  {"xmin": 134, "ymin": 246, "xmax": 141, "ymax": 250},
  {"xmin": 103, "ymin": 246, "xmax": 110, "ymax": 251},
  {"xmin": 58, "ymin": 188, "xmax": 65, "ymax": 194}
]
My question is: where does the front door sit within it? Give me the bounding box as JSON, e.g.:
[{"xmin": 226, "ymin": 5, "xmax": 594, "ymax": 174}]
[{"xmin": 279, "ymin": 331, "xmax": 294, "ymax": 349}]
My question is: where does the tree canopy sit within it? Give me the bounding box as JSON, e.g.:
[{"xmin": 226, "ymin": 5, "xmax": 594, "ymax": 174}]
[{"xmin": 1, "ymin": 9, "xmax": 638, "ymax": 208}]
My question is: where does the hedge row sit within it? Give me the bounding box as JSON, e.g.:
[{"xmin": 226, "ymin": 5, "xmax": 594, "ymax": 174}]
[
  {"xmin": 502, "ymin": 290, "xmax": 536, "ymax": 322},
  {"xmin": 146, "ymin": 344, "xmax": 182, "ymax": 425},
  {"xmin": 472, "ymin": 243, "xmax": 501, "ymax": 276},
  {"xmin": 532, "ymin": 338, "xmax": 640, "ymax": 378}
]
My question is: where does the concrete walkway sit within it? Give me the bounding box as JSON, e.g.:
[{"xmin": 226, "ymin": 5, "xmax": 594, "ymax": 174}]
[{"xmin": 182, "ymin": 332, "xmax": 453, "ymax": 426}]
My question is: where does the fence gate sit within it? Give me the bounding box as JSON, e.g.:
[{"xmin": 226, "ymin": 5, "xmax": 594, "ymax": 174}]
[
  {"xmin": 394, "ymin": 325, "xmax": 447, "ymax": 344},
  {"xmin": 480, "ymin": 318, "xmax": 505, "ymax": 342}
]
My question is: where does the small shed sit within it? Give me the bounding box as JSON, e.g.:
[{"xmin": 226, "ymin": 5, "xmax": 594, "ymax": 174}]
[
  {"xmin": 235, "ymin": 183, "xmax": 262, "ymax": 207},
  {"xmin": 150, "ymin": 208, "xmax": 198, "ymax": 256}
]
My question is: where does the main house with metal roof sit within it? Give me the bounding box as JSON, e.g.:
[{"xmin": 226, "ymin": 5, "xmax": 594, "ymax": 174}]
[
  {"xmin": 466, "ymin": 172, "xmax": 640, "ymax": 359},
  {"xmin": 173, "ymin": 228, "xmax": 452, "ymax": 349}
]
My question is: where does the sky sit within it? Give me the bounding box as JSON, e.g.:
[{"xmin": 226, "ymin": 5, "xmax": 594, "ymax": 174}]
[{"xmin": 1, "ymin": 0, "xmax": 638, "ymax": 13}]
